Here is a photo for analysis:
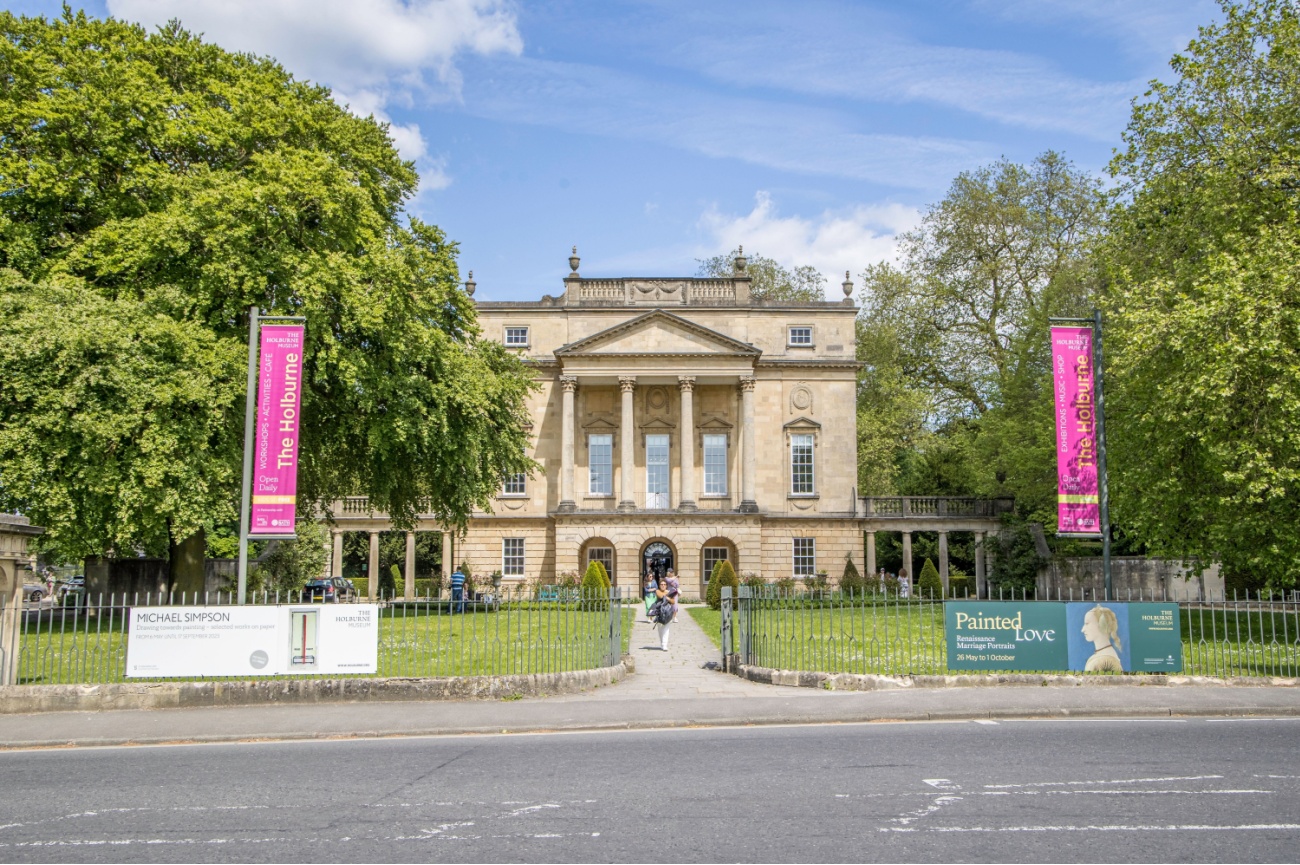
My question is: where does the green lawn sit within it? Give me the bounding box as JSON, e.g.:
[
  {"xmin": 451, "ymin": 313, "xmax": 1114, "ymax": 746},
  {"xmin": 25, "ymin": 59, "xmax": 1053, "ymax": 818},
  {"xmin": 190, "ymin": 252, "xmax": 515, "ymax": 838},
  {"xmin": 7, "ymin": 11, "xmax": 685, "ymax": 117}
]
[
  {"xmin": 18, "ymin": 603, "xmax": 629, "ymax": 684},
  {"xmin": 687, "ymin": 602, "xmax": 1300, "ymax": 678}
]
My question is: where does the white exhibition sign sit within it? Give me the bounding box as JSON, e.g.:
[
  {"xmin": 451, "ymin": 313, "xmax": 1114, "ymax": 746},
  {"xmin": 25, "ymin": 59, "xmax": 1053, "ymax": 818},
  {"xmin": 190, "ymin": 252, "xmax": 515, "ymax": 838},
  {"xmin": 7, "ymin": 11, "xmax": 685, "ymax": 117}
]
[{"xmin": 126, "ymin": 605, "xmax": 379, "ymax": 677}]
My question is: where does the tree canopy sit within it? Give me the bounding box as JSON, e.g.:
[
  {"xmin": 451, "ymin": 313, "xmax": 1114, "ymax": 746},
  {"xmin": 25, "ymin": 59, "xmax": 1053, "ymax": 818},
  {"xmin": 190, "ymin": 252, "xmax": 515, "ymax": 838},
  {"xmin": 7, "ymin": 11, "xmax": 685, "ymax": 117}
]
[
  {"xmin": 856, "ymin": 153, "xmax": 1104, "ymax": 522},
  {"xmin": 0, "ymin": 11, "xmax": 536, "ymax": 564},
  {"xmin": 1104, "ymin": 0, "xmax": 1300, "ymax": 588},
  {"xmin": 696, "ymin": 248, "xmax": 826, "ymax": 302}
]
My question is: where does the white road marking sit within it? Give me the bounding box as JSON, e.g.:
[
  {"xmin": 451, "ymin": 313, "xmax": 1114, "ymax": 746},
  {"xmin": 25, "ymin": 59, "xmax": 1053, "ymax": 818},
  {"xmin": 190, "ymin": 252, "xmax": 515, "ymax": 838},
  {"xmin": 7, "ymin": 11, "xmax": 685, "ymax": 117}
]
[
  {"xmin": 881, "ymin": 823, "xmax": 1300, "ymax": 834},
  {"xmin": 973, "ymin": 720, "xmax": 999, "ymax": 726},
  {"xmin": 923, "ymin": 778, "xmax": 961, "ymax": 791},
  {"xmin": 984, "ymin": 774, "xmax": 1222, "ymax": 789}
]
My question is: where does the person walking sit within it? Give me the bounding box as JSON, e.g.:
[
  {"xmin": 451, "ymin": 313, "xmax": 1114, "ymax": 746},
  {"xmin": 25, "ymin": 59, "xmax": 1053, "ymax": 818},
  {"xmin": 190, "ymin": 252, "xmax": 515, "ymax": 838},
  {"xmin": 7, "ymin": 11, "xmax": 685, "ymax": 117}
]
[
  {"xmin": 665, "ymin": 568, "xmax": 680, "ymax": 623},
  {"xmin": 643, "ymin": 572, "xmax": 657, "ymax": 621},
  {"xmin": 652, "ymin": 576, "xmax": 679, "ymax": 651},
  {"xmin": 450, "ymin": 566, "xmax": 466, "ymax": 614}
]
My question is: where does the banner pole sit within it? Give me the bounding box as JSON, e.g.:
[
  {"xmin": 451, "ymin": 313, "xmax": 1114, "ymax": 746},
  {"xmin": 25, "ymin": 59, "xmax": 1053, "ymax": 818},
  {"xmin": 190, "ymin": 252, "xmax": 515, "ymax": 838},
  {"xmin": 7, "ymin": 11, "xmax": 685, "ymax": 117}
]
[
  {"xmin": 237, "ymin": 306, "xmax": 261, "ymax": 606},
  {"xmin": 1093, "ymin": 309, "xmax": 1112, "ymax": 601}
]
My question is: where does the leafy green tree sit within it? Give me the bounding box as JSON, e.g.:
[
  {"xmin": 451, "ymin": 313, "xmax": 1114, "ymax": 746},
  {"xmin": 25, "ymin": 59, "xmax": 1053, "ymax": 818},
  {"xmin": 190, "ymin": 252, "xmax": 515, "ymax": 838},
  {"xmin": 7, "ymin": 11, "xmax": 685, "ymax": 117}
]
[
  {"xmin": 342, "ymin": 531, "xmax": 442, "ymax": 579},
  {"xmin": 0, "ymin": 11, "xmax": 535, "ymax": 587},
  {"xmin": 696, "ymin": 248, "xmax": 826, "ymax": 302},
  {"xmin": 249, "ymin": 517, "xmax": 329, "ymax": 595},
  {"xmin": 1104, "ymin": 0, "xmax": 1300, "ymax": 588},
  {"xmin": 858, "ymin": 152, "xmax": 1103, "ymax": 522}
]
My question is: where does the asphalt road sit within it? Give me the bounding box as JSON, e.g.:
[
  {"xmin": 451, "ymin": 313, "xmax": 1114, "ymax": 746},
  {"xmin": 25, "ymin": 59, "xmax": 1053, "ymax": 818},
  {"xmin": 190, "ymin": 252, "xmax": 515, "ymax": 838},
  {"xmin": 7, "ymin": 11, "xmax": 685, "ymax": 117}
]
[{"xmin": 1, "ymin": 717, "xmax": 1297, "ymax": 863}]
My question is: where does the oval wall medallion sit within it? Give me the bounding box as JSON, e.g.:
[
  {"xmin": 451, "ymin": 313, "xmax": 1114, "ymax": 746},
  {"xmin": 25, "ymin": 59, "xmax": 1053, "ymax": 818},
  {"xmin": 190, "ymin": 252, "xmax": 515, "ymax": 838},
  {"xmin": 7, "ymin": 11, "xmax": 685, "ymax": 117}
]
[
  {"xmin": 791, "ymin": 384, "xmax": 813, "ymax": 413},
  {"xmin": 647, "ymin": 386, "xmax": 668, "ymax": 411}
]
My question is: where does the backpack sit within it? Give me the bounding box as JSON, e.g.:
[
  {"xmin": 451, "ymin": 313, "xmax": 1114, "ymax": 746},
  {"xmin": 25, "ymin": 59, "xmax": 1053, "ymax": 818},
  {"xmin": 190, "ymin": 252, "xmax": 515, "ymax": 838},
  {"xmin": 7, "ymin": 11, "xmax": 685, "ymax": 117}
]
[{"xmin": 654, "ymin": 599, "xmax": 674, "ymax": 625}]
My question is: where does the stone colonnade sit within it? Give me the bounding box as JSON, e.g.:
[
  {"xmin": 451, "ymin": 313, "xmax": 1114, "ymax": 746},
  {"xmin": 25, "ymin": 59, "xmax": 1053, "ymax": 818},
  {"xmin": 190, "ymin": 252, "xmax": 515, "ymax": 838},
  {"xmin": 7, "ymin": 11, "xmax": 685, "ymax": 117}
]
[
  {"xmin": 558, "ymin": 374, "xmax": 758, "ymax": 513},
  {"xmin": 329, "ymin": 528, "xmax": 454, "ymax": 601},
  {"xmin": 864, "ymin": 529, "xmax": 990, "ymax": 598}
]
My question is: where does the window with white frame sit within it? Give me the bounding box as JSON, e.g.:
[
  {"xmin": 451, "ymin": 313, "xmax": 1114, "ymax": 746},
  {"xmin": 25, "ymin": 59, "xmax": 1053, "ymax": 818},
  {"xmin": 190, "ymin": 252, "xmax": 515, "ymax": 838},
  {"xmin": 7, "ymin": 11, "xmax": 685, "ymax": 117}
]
[
  {"xmin": 702, "ymin": 434, "xmax": 727, "ymax": 496},
  {"xmin": 588, "ymin": 434, "xmax": 613, "ymax": 495},
  {"xmin": 587, "ymin": 547, "xmax": 613, "ymax": 583},
  {"xmin": 504, "ymin": 326, "xmax": 529, "ymax": 347},
  {"xmin": 645, "ymin": 434, "xmax": 670, "ymax": 509},
  {"xmin": 502, "ymin": 538, "xmax": 525, "ymax": 576},
  {"xmin": 702, "ymin": 546, "xmax": 730, "ymax": 583},
  {"xmin": 791, "ymin": 433, "xmax": 815, "ymax": 494},
  {"xmin": 788, "ymin": 326, "xmax": 812, "ymax": 346},
  {"xmin": 502, "ymin": 473, "xmax": 526, "ymax": 495},
  {"xmin": 793, "ymin": 538, "xmax": 816, "ymax": 576}
]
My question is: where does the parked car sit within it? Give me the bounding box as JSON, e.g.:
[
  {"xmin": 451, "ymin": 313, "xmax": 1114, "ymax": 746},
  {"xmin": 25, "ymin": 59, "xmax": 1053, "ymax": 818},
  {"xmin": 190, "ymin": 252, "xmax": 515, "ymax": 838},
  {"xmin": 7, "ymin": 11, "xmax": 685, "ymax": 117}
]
[
  {"xmin": 303, "ymin": 578, "xmax": 357, "ymax": 603},
  {"xmin": 22, "ymin": 581, "xmax": 48, "ymax": 603},
  {"xmin": 58, "ymin": 577, "xmax": 86, "ymax": 607},
  {"xmin": 304, "ymin": 579, "xmax": 341, "ymax": 602}
]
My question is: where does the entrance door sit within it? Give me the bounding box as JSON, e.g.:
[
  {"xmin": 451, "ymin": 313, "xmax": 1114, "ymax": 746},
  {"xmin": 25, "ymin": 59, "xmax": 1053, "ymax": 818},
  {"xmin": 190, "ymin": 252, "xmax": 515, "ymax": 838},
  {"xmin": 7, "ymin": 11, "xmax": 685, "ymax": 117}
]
[
  {"xmin": 642, "ymin": 542, "xmax": 674, "ymax": 583},
  {"xmin": 646, "ymin": 434, "xmax": 669, "ymax": 509}
]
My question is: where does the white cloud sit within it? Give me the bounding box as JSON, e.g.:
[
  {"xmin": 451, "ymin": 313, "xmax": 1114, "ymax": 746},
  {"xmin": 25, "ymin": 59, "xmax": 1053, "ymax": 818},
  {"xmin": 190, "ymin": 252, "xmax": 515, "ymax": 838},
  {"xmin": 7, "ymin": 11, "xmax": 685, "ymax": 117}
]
[
  {"xmin": 107, "ymin": 0, "xmax": 522, "ymax": 185},
  {"xmin": 698, "ymin": 192, "xmax": 920, "ymax": 290},
  {"xmin": 970, "ymin": 0, "xmax": 1217, "ymax": 58},
  {"xmin": 460, "ymin": 56, "xmax": 996, "ymax": 190}
]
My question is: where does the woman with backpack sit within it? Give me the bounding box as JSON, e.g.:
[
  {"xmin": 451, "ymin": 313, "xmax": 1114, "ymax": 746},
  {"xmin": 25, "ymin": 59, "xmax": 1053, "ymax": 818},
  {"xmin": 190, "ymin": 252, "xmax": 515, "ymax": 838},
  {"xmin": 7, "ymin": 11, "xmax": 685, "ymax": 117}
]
[{"xmin": 651, "ymin": 576, "xmax": 678, "ymax": 651}]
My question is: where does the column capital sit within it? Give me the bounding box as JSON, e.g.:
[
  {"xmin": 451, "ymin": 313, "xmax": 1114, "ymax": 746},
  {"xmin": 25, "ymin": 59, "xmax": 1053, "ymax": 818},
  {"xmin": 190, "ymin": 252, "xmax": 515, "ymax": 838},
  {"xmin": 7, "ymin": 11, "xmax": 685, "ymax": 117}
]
[
  {"xmin": 559, "ymin": 375, "xmax": 578, "ymax": 393},
  {"xmin": 619, "ymin": 375, "xmax": 638, "ymax": 393},
  {"xmin": 677, "ymin": 375, "xmax": 696, "ymax": 393},
  {"xmin": 738, "ymin": 375, "xmax": 757, "ymax": 392}
]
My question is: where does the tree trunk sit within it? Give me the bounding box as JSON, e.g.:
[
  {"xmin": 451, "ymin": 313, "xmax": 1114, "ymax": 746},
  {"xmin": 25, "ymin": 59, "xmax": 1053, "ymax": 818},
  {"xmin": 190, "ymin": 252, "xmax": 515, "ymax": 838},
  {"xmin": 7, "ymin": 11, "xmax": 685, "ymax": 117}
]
[{"xmin": 169, "ymin": 527, "xmax": 206, "ymax": 599}]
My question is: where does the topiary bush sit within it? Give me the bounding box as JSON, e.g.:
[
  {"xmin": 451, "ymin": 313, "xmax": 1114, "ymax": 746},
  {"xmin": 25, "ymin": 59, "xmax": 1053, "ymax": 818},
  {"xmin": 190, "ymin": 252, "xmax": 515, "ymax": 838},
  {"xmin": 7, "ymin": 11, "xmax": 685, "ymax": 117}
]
[
  {"xmin": 918, "ymin": 557, "xmax": 942, "ymax": 598},
  {"xmin": 839, "ymin": 553, "xmax": 866, "ymax": 595},
  {"xmin": 582, "ymin": 559, "xmax": 610, "ymax": 593},
  {"xmin": 706, "ymin": 559, "xmax": 739, "ymax": 610},
  {"xmin": 377, "ymin": 564, "xmax": 399, "ymax": 599}
]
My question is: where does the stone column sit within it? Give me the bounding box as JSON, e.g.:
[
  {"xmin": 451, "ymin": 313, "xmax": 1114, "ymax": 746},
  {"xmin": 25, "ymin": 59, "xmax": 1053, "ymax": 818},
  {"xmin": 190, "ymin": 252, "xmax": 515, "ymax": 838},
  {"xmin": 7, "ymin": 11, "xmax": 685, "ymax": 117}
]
[
  {"xmin": 975, "ymin": 531, "xmax": 987, "ymax": 599},
  {"xmin": 938, "ymin": 531, "xmax": 950, "ymax": 596},
  {"xmin": 865, "ymin": 531, "xmax": 876, "ymax": 583},
  {"xmin": 441, "ymin": 530, "xmax": 452, "ymax": 598},
  {"xmin": 331, "ymin": 530, "xmax": 344, "ymax": 578},
  {"xmin": 404, "ymin": 531, "xmax": 416, "ymax": 600},
  {"xmin": 618, "ymin": 376, "xmax": 637, "ymax": 512},
  {"xmin": 739, "ymin": 376, "xmax": 758, "ymax": 512},
  {"xmin": 367, "ymin": 530, "xmax": 380, "ymax": 601},
  {"xmin": 901, "ymin": 531, "xmax": 913, "ymax": 592},
  {"xmin": 678, "ymin": 376, "xmax": 697, "ymax": 511},
  {"xmin": 558, "ymin": 375, "xmax": 578, "ymax": 512}
]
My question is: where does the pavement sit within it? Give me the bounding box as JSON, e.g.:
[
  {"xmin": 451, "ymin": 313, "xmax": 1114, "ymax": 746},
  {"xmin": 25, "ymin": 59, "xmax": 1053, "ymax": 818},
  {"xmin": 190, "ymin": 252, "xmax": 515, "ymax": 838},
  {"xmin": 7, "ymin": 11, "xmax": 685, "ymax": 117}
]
[{"xmin": 1, "ymin": 607, "xmax": 1298, "ymax": 750}]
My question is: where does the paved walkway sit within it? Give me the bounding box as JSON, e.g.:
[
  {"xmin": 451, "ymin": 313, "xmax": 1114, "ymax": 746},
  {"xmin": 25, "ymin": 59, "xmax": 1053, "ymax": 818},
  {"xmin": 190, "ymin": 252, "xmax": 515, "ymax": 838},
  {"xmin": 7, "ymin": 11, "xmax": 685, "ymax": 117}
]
[{"xmin": 559, "ymin": 605, "xmax": 780, "ymax": 701}]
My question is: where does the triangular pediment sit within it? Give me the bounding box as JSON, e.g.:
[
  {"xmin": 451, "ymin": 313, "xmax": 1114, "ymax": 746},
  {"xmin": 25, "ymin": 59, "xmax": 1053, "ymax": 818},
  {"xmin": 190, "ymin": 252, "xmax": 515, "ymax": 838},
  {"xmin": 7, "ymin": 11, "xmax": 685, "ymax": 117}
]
[{"xmin": 555, "ymin": 310, "xmax": 761, "ymax": 358}]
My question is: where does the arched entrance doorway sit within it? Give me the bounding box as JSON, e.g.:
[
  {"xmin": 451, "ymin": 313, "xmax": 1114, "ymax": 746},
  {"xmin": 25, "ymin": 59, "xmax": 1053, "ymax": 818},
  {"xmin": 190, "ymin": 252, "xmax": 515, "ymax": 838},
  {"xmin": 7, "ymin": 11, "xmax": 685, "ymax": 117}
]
[{"xmin": 640, "ymin": 540, "xmax": 676, "ymax": 584}]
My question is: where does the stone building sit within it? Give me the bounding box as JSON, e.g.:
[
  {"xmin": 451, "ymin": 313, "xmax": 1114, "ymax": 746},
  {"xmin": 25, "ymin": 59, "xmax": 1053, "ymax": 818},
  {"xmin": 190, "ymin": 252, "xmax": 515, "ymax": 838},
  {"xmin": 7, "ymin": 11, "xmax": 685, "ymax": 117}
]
[{"xmin": 329, "ymin": 249, "xmax": 1008, "ymax": 598}]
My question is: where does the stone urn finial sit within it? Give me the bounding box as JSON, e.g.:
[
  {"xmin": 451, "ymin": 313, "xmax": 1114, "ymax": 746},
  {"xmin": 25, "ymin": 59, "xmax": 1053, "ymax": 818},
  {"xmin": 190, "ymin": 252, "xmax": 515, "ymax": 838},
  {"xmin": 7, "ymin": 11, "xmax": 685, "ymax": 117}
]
[
  {"xmin": 734, "ymin": 244, "xmax": 747, "ymax": 275},
  {"xmin": 569, "ymin": 246, "xmax": 580, "ymax": 276},
  {"xmin": 842, "ymin": 270, "xmax": 854, "ymax": 298},
  {"xmin": 464, "ymin": 270, "xmax": 476, "ymax": 297}
]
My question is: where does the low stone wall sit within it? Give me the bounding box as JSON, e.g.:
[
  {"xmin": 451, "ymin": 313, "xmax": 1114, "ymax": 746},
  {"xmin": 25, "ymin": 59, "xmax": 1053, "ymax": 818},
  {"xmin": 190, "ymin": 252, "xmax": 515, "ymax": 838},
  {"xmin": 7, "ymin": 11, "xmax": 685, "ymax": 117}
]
[
  {"xmin": 0, "ymin": 656, "xmax": 633, "ymax": 715},
  {"xmin": 733, "ymin": 663, "xmax": 1298, "ymax": 690},
  {"xmin": 1037, "ymin": 557, "xmax": 1224, "ymax": 600}
]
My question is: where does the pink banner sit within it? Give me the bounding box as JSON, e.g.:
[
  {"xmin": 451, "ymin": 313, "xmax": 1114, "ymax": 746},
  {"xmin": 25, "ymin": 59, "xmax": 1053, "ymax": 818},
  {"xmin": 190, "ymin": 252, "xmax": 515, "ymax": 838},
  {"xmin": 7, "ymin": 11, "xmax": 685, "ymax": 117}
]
[
  {"xmin": 1052, "ymin": 326, "xmax": 1101, "ymax": 535},
  {"xmin": 250, "ymin": 325, "xmax": 305, "ymax": 537}
]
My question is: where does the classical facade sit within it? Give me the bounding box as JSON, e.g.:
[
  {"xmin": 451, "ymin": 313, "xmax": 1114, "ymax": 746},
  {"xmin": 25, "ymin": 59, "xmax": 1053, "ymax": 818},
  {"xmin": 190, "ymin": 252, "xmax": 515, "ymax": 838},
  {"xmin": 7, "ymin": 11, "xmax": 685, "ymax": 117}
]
[{"xmin": 329, "ymin": 250, "xmax": 1009, "ymax": 598}]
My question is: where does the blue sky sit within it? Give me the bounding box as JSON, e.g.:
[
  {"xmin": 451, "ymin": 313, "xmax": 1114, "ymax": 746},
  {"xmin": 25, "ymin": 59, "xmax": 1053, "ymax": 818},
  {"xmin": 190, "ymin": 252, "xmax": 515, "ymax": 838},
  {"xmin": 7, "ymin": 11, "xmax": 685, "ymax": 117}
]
[{"xmin": 10, "ymin": 0, "xmax": 1220, "ymax": 301}]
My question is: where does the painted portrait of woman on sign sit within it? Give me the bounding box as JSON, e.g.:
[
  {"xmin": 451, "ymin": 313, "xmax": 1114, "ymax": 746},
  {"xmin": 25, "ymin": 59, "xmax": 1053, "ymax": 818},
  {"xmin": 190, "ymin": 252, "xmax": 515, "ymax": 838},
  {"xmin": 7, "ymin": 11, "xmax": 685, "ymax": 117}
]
[{"xmin": 1066, "ymin": 603, "xmax": 1131, "ymax": 672}]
